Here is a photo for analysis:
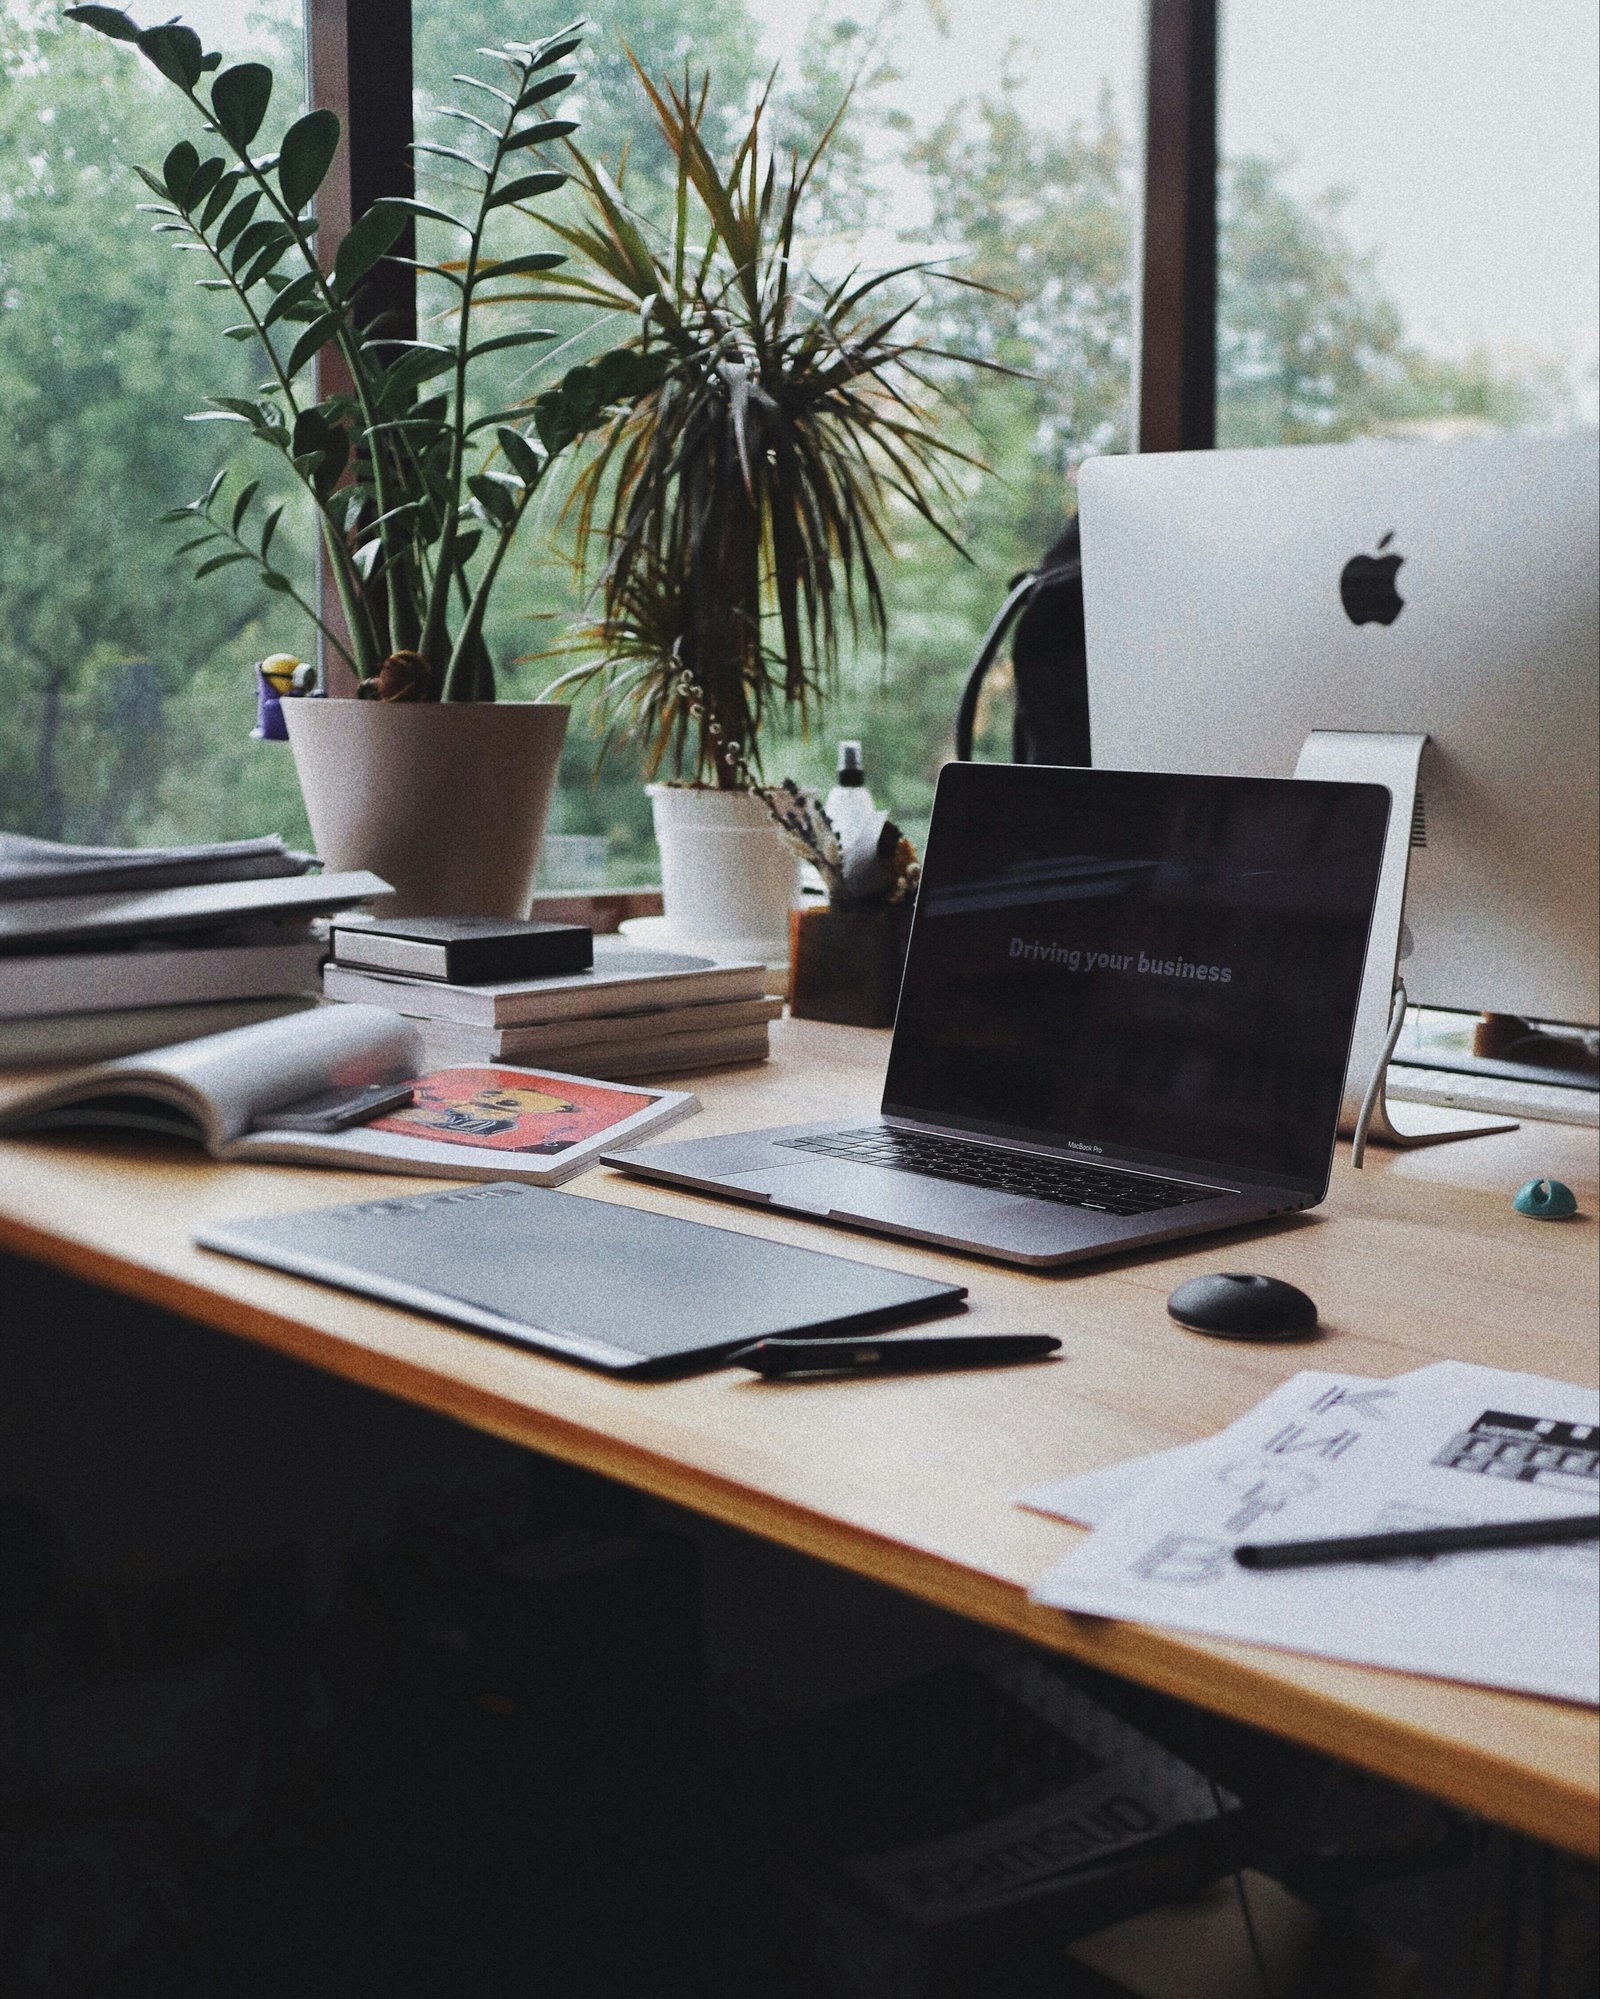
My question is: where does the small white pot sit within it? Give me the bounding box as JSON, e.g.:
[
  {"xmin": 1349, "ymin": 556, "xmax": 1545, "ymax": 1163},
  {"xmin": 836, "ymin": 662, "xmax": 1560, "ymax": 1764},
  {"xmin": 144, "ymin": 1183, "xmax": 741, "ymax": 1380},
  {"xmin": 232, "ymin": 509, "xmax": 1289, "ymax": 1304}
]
[
  {"xmin": 284, "ymin": 699, "xmax": 567, "ymax": 918},
  {"xmin": 647, "ymin": 783, "xmax": 801, "ymax": 960}
]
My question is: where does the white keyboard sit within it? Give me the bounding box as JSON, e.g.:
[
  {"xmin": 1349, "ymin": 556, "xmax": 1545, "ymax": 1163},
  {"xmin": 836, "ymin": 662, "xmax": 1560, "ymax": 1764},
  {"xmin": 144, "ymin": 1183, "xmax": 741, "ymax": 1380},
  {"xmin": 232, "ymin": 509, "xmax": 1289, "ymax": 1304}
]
[{"xmin": 1387, "ymin": 1063, "xmax": 1600, "ymax": 1129}]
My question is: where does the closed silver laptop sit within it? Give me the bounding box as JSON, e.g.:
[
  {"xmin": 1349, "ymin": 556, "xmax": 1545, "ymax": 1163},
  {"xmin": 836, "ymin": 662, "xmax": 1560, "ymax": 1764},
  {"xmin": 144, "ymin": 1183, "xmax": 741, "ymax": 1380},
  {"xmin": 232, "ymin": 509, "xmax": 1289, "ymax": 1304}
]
[{"xmin": 604, "ymin": 765, "xmax": 1389, "ymax": 1268}]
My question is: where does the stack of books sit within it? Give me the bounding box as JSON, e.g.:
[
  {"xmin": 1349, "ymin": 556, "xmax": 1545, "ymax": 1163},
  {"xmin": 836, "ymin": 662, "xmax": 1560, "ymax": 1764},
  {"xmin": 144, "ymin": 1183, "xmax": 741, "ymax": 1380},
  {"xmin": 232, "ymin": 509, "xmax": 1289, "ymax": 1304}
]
[
  {"xmin": 0, "ymin": 834, "xmax": 389, "ymax": 1067},
  {"xmin": 323, "ymin": 929, "xmax": 783, "ymax": 1080}
]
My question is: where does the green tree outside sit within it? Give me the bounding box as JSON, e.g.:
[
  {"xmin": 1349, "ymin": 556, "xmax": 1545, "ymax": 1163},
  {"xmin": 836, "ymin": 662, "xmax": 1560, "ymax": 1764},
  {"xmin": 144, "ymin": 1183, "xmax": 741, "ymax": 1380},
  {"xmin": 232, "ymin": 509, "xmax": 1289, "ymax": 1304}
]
[
  {"xmin": 0, "ymin": 1, "xmax": 317, "ymax": 844},
  {"xmin": 1217, "ymin": 155, "xmax": 1546, "ymax": 447}
]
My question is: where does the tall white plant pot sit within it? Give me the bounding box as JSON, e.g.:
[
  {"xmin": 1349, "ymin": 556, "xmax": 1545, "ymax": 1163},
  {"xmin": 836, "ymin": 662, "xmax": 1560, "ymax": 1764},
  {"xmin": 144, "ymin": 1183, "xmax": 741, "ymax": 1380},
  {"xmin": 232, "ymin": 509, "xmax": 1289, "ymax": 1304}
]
[
  {"xmin": 646, "ymin": 783, "xmax": 801, "ymax": 962},
  {"xmin": 284, "ymin": 700, "xmax": 567, "ymax": 918}
]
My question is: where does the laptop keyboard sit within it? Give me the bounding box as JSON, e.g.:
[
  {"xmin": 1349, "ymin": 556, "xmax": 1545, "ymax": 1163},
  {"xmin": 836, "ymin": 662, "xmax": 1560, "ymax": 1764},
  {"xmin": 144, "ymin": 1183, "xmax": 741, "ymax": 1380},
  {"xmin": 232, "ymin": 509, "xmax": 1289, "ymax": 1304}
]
[{"xmin": 776, "ymin": 1128, "xmax": 1216, "ymax": 1216}]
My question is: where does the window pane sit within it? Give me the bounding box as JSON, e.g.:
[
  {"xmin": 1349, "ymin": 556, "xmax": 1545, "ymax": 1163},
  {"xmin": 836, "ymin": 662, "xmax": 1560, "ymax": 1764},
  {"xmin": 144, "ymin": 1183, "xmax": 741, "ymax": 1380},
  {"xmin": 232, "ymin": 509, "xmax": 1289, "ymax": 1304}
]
[
  {"xmin": 411, "ymin": 1, "xmax": 1143, "ymax": 879},
  {"xmin": 0, "ymin": 0, "xmax": 315, "ymax": 846},
  {"xmin": 766, "ymin": 1, "xmax": 1145, "ymax": 843},
  {"xmin": 1218, "ymin": 0, "xmax": 1600, "ymax": 446},
  {"xmin": 411, "ymin": 0, "xmax": 775, "ymax": 883}
]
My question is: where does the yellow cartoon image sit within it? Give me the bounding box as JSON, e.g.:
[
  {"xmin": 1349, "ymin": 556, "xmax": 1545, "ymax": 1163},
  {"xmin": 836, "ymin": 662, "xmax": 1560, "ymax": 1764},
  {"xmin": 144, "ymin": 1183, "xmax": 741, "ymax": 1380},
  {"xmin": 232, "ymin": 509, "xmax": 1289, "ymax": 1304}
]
[
  {"xmin": 370, "ymin": 1066, "xmax": 656, "ymax": 1156},
  {"xmin": 398, "ymin": 1081, "xmax": 579, "ymax": 1140}
]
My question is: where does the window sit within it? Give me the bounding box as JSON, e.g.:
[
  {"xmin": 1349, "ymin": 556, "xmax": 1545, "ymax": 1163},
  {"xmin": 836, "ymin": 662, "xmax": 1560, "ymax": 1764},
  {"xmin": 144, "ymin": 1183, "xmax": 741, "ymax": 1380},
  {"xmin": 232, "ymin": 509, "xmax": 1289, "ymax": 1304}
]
[
  {"xmin": 0, "ymin": 0, "xmax": 315, "ymax": 845},
  {"xmin": 15, "ymin": 4, "xmax": 1590, "ymax": 873},
  {"xmin": 415, "ymin": 0, "xmax": 1146, "ymax": 875},
  {"xmin": 1218, "ymin": 0, "xmax": 1600, "ymax": 446},
  {"xmin": 762, "ymin": 2, "xmax": 1147, "ymax": 845}
]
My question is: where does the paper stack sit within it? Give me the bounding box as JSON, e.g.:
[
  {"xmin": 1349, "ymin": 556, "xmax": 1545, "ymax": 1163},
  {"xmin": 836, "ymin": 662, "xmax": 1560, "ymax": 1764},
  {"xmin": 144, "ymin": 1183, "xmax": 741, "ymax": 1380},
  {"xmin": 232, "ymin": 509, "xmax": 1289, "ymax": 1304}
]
[
  {"xmin": 1020, "ymin": 1360, "xmax": 1599, "ymax": 1704},
  {"xmin": 0, "ymin": 834, "xmax": 389, "ymax": 1067},
  {"xmin": 322, "ymin": 934, "xmax": 783, "ymax": 1081}
]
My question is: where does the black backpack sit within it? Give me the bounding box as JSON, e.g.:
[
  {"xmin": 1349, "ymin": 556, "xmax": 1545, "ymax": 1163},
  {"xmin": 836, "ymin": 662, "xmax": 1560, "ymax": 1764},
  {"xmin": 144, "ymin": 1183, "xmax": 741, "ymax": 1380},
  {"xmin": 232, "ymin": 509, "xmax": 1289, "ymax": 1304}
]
[{"xmin": 953, "ymin": 518, "xmax": 1090, "ymax": 767}]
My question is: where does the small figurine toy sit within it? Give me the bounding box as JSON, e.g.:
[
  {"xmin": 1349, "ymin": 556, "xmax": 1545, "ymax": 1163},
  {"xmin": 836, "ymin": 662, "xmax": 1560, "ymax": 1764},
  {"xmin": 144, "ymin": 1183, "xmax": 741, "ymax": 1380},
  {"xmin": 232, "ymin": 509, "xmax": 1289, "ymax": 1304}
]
[{"xmin": 251, "ymin": 653, "xmax": 315, "ymax": 740}]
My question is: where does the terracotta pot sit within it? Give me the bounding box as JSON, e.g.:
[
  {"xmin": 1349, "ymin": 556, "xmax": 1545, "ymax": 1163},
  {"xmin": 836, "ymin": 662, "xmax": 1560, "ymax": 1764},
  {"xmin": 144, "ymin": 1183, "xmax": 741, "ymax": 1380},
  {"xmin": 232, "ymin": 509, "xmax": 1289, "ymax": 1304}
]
[
  {"xmin": 647, "ymin": 783, "xmax": 801, "ymax": 960},
  {"xmin": 284, "ymin": 699, "xmax": 567, "ymax": 918}
]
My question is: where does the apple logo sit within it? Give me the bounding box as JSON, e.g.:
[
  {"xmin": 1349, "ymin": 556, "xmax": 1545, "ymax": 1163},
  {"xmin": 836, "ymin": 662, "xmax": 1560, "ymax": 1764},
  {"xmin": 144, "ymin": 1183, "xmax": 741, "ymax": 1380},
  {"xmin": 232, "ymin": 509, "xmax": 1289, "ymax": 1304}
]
[{"xmin": 1339, "ymin": 531, "xmax": 1405, "ymax": 626}]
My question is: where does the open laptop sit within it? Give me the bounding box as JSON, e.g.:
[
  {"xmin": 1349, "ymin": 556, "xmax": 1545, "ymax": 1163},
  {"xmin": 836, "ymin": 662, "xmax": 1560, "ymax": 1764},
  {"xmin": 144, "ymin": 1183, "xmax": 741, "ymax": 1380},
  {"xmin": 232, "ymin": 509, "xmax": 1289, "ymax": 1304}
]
[{"xmin": 604, "ymin": 765, "xmax": 1390, "ymax": 1268}]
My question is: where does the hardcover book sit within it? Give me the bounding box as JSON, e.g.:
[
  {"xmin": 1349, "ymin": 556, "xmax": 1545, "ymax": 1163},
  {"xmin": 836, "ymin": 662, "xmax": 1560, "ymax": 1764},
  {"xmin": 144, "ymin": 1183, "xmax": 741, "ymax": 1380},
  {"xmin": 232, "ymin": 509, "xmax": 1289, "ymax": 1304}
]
[
  {"xmin": 330, "ymin": 916, "xmax": 593, "ymax": 984},
  {"xmin": 416, "ymin": 1019, "xmax": 773, "ymax": 1083},
  {"xmin": 0, "ymin": 996, "xmax": 317, "ymax": 1070},
  {"xmin": 0, "ymin": 869, "xmax": 391, "ymax": 952},
  {"xmin": 412, "ymin": 995, "xmax": 782, "ymax": 1063},
  {"xmin": 322, "ymin": 934, "xmax": 767, "ymax": 1027},
  {"xmin": 0, "ymin": 832, "xmax": 310, "ymax": 900},
  {"xmin": 0, "ymin": 932, "xmax": 327, "ymax": 1021}
]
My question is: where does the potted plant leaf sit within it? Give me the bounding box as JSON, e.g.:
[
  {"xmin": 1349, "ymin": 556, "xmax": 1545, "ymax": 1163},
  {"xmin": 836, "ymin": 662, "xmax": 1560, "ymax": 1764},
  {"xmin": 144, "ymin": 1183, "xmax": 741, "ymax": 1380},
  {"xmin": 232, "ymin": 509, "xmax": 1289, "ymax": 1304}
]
[
  {"xmin": 532, "ymin": 65, "xmax": 981, "ymax": 960},
  {"xmin": 68, "ymin": 7, "xmax": 662, "ymax": 915}
]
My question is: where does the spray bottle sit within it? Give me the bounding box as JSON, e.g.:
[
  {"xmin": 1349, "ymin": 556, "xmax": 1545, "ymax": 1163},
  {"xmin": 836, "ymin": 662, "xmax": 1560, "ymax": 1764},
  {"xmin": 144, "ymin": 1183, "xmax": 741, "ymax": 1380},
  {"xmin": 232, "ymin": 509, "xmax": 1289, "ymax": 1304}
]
[{"xmin": 823, "ymin": 740, "xmax": 878, "ymax": 852}]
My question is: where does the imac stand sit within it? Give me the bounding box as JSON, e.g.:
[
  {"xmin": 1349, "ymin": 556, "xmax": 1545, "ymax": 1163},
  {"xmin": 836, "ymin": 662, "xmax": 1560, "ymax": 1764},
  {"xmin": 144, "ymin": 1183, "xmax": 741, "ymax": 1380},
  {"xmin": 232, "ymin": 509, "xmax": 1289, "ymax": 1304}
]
[{"xmin": 1293, "ymin": 730, "xmax": 1517, "ymax": 1161}]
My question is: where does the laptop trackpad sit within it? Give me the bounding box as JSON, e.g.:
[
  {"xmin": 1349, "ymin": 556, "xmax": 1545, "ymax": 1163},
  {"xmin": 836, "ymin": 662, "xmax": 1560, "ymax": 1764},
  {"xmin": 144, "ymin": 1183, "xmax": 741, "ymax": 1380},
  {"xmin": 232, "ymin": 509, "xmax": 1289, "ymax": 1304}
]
[{"xmin": 720, "ymin": 1159, "xmax": 1018, "ymax": 1230}]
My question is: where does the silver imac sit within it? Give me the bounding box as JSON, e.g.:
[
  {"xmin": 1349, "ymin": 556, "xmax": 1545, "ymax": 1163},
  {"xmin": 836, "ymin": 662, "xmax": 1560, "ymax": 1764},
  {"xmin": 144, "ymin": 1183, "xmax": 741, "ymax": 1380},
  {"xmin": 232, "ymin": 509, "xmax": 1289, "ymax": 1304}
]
[
  {"xmin": 1077, "ymin": 430, "xmax": 1599, "ymax": 1138},
  {"xmin": 1080, "ymin": 427, "xmax": 1592, "ymax": 1135}
]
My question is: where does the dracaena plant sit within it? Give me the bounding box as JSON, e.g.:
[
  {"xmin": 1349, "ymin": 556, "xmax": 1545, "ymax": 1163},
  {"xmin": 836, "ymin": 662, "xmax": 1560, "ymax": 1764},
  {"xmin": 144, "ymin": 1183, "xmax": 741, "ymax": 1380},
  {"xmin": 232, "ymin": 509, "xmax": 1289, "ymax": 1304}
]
[
  {"xmin": 533, "ymin": 66, "xmax": 986, "ymax": 784},
  {"xmin": 68, "ymin": 7, "xmax": 662, "ymax": 701}
]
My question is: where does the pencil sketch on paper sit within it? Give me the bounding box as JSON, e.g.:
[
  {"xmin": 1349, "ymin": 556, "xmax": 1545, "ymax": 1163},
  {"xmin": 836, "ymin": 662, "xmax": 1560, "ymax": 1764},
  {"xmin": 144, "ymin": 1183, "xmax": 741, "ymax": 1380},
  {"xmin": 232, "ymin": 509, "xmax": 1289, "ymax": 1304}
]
[
  {"xmin": 1030, "ymin": 1362, "xmax": 1600, "ymax": 1703},
  {"xmin": 1217, "ymin": 1463, "xmax": 1320, "ymax": 1535},
  {"xmin": 1432, "ymin": 1410, "xmax": 1600, "ymax": 1492},
  {"xmin": 1130, "ymin": 1536, "xmax": 1232, "ymax": 1587}
]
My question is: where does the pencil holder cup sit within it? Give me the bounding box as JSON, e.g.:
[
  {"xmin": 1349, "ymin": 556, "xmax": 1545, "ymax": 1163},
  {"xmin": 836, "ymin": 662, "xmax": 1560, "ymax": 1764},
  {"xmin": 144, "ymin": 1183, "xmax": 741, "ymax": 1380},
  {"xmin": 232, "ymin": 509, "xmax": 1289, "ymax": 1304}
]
[{"xmin": 788, "ymin": 902, "xmax": 912, "ymax": 1028}]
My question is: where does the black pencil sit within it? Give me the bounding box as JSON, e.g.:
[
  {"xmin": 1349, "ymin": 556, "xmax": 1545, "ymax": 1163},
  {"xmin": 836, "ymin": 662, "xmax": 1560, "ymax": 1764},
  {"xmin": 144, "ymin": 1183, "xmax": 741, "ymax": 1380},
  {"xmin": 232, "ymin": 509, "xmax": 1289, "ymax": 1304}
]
[{"xmin": 1235, "ymin": 1511, "xmax": 1600, "ymax": 1571}]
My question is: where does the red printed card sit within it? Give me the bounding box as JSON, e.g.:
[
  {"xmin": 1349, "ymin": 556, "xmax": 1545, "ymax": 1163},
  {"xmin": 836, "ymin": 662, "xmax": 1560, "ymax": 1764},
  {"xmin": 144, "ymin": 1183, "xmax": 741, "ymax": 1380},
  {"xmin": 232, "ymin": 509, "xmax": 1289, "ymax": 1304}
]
[{"xmin": 369, "ymin": 1067, "xmax": 657, "ymax": 1156}]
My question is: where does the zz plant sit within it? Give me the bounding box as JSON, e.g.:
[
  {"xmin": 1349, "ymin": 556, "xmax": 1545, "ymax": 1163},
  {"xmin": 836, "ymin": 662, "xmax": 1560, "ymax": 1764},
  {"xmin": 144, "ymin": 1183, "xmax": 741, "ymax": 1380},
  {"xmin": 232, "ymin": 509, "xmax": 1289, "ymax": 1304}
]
[{"xmin": 69, "ymin": 8, "xmax": 661, "ymax": 700}]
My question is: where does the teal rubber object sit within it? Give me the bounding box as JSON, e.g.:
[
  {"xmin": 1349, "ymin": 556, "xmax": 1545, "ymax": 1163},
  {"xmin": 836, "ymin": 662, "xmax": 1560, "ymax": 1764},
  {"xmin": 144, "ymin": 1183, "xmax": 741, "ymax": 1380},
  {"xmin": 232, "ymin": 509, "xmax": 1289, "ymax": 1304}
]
[{"xmin": 1513, "ymin": 1178, "xmax": 1579, "ymax": 1220}]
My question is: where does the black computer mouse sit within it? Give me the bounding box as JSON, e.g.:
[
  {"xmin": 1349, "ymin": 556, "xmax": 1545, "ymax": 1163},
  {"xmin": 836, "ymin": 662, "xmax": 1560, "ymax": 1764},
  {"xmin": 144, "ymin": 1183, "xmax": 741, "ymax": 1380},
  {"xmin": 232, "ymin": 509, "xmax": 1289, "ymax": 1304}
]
[{"xmin": 1167, "ymin": 1272, "xmax": 1319, "ymax": 1341}]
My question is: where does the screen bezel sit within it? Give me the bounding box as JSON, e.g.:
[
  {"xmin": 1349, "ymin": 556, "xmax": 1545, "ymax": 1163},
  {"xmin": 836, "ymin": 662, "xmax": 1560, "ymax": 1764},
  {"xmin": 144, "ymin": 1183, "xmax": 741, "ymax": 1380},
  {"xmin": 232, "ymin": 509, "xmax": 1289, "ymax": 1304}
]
[{"xmin": 879, "ymin": 763, "xmax": 1390, "ymax": 1200}]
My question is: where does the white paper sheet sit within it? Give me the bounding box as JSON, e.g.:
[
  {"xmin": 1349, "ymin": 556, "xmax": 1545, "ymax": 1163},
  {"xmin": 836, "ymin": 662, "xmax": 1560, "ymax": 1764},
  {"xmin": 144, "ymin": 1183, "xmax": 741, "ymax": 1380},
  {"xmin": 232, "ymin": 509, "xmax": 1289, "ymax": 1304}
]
[
  {"xmin": 1017, "ymin": 1362, "xmax": 1462, "ymax": 1528},
  {"xmin": 1020, "ymin": 1441, "xmax": 1211, "ymax": 1529},
  {"xmin": 1031, "ymin": 1362, "xmax": 1600, "ymax": 1704}
]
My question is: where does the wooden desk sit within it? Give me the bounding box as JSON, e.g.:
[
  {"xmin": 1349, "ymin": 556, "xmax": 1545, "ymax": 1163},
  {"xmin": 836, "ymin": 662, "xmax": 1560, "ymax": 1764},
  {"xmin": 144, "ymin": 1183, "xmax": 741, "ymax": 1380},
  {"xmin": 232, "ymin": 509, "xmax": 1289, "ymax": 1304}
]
[{"xmin": 0, "ymin": 1019, "xmax": 1595, "ymax": 1857}]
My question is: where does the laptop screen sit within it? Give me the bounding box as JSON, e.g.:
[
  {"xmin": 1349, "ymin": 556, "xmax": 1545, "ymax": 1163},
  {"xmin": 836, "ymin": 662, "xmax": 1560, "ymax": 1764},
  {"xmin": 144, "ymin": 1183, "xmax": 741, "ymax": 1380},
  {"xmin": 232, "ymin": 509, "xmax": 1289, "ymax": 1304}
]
[{"xmin": 882, "ymin": 766, "xmax": 1389, "ymax": 1191}]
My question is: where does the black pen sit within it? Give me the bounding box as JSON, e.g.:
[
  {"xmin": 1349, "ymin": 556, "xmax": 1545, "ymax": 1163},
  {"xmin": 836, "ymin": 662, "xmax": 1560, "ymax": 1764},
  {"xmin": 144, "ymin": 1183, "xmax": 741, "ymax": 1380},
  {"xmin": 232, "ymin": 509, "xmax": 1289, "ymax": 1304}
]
[
  {"xmin": 730, "ymin": 1331, "xmax": 1060, "ymax": 1378},
  {"xmin": 1235, "ymin": 1511, "xmax": 1600, "ymax": 1571}
]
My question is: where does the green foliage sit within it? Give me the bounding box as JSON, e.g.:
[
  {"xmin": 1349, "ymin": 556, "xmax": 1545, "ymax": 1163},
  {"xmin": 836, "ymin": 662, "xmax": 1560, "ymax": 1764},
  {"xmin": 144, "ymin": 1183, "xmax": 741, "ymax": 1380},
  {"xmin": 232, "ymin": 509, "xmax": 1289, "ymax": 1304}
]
[
  {"xmin": 531, "ymin": 63, "xmax": 992, "ymax": 786},
  {"xmin": 406, "ymin": 0, "xmax": 794, "ymax": 859},
  {"xmin": 67, "ymin": 7, "xmax": 652, "ymax": 700},
  {"xmin": 414, "ymin": 0, "xmax": 769, "ymax": 232},
  {"xmin": 768, "ymin": 70, "xmax": 1136, "ymax": 836},
  {"xmin": 0, "ymin": 4, "xmax": 314, "ymax": 842},
  {"xmin": 5, "ymin": 0, "xmax": 1576, "ymax": 868},
  {"xmin": 1217, "ymin": 156, "xmax": 1544, "ymax": 445},
  {"xmin": 767, "ymin": 5, "xmax": 908, "ymax": 235}
]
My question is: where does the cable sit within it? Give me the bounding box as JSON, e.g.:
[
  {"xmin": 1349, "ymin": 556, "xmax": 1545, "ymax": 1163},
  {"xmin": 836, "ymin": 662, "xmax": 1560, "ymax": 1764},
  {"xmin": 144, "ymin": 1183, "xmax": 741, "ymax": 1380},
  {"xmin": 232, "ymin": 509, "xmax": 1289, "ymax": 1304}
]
[
  {"xmin": 953, "ymin": 571, "xmax": 1036, "ymax": 760},
  {"xmin": 1207, "ymin": 1775, "xmax": 1277, "ymax": 1999},
  {"xmin": 1352, "ymin": 977, "xmax": 1408, "ymax": 1169}
]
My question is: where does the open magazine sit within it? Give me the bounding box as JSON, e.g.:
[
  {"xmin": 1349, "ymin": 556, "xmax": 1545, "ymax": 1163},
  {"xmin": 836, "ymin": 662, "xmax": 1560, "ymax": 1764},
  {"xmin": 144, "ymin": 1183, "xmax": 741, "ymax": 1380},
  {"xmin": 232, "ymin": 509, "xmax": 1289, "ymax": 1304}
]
[{"xmin": 0, "ymin": 1003, "xmax": 698, "ymax": 1186}]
